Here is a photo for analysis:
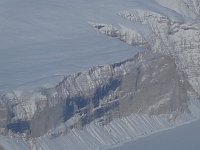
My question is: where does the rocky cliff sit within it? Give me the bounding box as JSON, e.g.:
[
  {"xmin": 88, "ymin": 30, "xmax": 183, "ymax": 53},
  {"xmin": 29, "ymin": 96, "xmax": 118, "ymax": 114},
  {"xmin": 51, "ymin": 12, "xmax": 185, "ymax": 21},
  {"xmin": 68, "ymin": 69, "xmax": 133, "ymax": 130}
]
[{"xmin": 0, "ymin": 51, "xmax": 197, "ymax": 138}]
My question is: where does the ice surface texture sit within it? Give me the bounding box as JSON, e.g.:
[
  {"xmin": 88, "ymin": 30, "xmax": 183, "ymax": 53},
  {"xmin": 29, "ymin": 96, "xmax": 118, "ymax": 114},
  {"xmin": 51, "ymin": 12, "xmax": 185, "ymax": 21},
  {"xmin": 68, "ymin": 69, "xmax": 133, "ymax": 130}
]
[{"xmin": 0, "ymin": 0, "xmax": 200, "ymax": 150}]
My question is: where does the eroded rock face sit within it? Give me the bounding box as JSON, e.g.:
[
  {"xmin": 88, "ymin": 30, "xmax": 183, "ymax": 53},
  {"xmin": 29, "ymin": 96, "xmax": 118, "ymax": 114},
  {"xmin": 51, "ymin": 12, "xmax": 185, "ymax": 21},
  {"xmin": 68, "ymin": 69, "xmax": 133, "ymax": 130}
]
[
  {"xmin": 0, "ymin": 52, "xmax": 194, "ymax": 137},
  {"xmin": 92, "ymin": 6, "xmax": 200, "ymax": 96},
  {"xmin": 118, "ymin": 54, "xmax": 190, "ymax": 116}
]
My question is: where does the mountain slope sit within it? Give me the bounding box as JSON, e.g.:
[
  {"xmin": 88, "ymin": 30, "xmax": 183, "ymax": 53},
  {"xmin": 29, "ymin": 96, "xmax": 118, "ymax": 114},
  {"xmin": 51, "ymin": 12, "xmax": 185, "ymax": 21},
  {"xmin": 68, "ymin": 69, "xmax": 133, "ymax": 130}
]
[{"xmin": 0, "ymin": 0, "xmax": 200, "ymax": 150}]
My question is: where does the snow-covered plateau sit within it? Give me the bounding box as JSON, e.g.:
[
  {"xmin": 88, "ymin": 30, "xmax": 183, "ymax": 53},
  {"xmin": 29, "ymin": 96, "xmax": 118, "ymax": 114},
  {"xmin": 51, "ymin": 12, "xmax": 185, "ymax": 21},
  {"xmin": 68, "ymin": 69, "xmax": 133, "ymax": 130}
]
[{"xmin": 1, "ymin": 0, "xmax": 200, "ymax": 150}]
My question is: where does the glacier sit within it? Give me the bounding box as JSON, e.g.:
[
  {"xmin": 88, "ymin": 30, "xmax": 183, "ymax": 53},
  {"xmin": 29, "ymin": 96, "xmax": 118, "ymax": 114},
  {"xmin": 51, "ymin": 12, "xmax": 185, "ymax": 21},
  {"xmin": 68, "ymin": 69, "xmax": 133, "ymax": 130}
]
[
  {"xmin": 0, "ymin": 0, "xmax": 142, "ymax": 92},
  {"xmin": 0, "ymin": 0, "xmax": 200, "ymax": 150}
]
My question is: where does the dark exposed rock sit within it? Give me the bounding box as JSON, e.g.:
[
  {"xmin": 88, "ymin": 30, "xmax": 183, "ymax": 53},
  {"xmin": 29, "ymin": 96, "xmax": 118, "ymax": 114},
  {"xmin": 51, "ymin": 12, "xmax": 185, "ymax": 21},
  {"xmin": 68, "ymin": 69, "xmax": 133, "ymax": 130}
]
[
  {"xmin": 29, "ymin": 75, "xmax": 121, "ymax": 137},
  {"xmin": 7, "ymin": 121, "xmax": 30, "ymax": 133},
  {"xmin": 92, "ymin": 78, "xmax": 121, "ymax": 108}
]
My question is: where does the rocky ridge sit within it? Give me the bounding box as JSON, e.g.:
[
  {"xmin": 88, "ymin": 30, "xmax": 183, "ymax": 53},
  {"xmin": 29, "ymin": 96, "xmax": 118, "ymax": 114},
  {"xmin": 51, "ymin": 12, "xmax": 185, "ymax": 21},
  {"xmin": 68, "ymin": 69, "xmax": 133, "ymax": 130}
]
[{"xmin": 0, "ymin": 0, "xmax": 200, "ymax": 149}]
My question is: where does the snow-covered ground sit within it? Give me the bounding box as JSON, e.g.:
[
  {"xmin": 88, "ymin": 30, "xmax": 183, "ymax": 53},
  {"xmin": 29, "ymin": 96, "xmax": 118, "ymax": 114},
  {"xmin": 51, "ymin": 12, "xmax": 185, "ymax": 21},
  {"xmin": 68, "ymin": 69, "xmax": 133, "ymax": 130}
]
[
  {"xmin": 0, "ymin": 0, "xmax": 146, "ymax": 92},
  {"xmin": 1, "ymin": 0, "xmax": 200, "ymax": 150},
  {"xmin": 111, "ymin": 119, "xmax": 200, "ymax": 150},
  {"xmin": 2, "ymin": 0, "xmax": 195, "ymax": 92}
]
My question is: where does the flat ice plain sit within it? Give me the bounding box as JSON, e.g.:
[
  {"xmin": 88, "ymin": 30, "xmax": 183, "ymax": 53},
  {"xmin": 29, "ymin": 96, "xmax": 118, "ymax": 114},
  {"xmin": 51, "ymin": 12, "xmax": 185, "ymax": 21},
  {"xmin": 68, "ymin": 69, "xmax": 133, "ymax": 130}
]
[
  {"xmin": 111, "ymin": 120, "xmax": 200, "ymax": 150},
  {"xmin": 0, "ymin": 0, "xmax": 186, "ymax": 91},
  {"xmin": 0, "ymin": 0, "xmax": 143, "ymax": 92}
]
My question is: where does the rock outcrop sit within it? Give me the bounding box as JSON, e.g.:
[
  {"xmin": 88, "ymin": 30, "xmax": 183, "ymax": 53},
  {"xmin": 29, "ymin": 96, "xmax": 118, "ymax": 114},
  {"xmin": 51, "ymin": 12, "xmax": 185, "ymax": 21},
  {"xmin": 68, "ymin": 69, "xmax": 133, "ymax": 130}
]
[
  {"xmin": 0, "ymin": 0, "xmax": 200, "ymax": 149},
  {"xmin": 0, "ymin": 51, "xmax": 196, "ymax": 138}
]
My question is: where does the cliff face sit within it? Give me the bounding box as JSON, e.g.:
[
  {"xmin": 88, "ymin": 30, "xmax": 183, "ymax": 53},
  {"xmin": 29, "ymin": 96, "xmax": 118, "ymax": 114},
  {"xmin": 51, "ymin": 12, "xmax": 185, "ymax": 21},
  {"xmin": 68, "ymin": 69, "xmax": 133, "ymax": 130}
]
[
  {"xmin": 0, "ymin": 52, "xmax": 194, "ymax": 137},
  {"xmin": 30, "ymin": 52, "xmax": 191, "ymax": 137}
]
